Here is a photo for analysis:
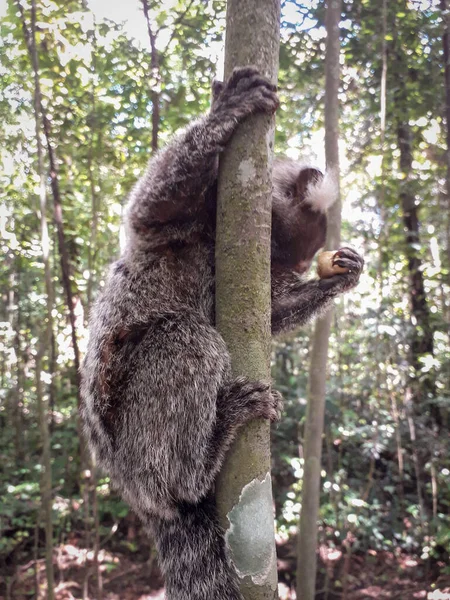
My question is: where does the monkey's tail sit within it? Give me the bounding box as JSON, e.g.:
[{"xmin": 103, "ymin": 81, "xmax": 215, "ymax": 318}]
[{"xmin": 150, "ymin": 495, "xmax": 243, "ymax": 600}]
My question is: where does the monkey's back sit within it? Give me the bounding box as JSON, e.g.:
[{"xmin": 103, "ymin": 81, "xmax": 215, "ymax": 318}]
[{"xmin": 80, "ymin": 242, "xmax": 225, "ymax": 519}]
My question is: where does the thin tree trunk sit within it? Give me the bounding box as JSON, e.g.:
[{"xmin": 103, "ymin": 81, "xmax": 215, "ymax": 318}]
[
  {"xmin": 374, "ymin": 0, "xmax": 388, "ymax": 391},
  {"xmin": 214, "ymin": 0, "xmax": 280, "ymax": 598},
  {"xmin": 16, "ymin": 0, "xmax": 81, "ymax": 398},
  {"xmin": 392, "ymin": 7, "xmax": 436, "ymax": 425},
  {"xmin": 440, "ymin": 0, "xmax": 450, "ymax": 397},
  {"xmin": 29, "ymin": 0, "xmax": 55, "ymax": 594},
  {"xmin": 86, "ymin": 20, "xmax": 100, "ymax": 311},
  {"xmin": 12, "ymin": 270, "xmax": 25, "ymax": 462},
  {"xmin": 92, "ymin": 464, "xmax": 103, "ymax": 600},
  {"xmin": 441, "ymin": 0, "xmax": 450, "ymax": 284},
  {"xmin": 296, "ymin": 2, "xmax": 342, "ymax": 599},
  {"xmin": 141, "ymin": 0, "xmax": 160, "ymax": 153},
  {"xmin": 84, "ymin": 17, "xmax": 102, "ymax": 598},
  {"xmin": 404, "ymin": 389, "xmax": 426, "ymax": 525},
  {"xmin": 397, "ymin": 120, "xmax": 437, "ymax": 420},
  {"xmin": 390, "ymin": 393, "xmax": 405, "ymax": 498},
  {"xmin": 35, "ymin": 355, "xmax": 55, "ymax": 600},
  {"xmin": 377, "ymin": 0, "xmax": 388, "ymax": 288}
]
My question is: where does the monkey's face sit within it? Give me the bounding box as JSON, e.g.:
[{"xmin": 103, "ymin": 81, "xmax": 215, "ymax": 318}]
[{"xmin": 271, "ymin": 161, "xmax": 337, "ymax": 275}]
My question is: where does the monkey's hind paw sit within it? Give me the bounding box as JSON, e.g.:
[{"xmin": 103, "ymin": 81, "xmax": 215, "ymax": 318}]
[
  {"xmin": 255, "ymin": 385, "xmax": 284, "ymax": 423},
  {"xmin": 269, "ymin": 388, "xmax": 284, "ymax": 423}
]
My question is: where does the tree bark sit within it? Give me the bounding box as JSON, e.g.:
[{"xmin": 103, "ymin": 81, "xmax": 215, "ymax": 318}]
[
  {"xmin": 11, "ymin": 268, "xmax": 25, "ymax": 463},
  {"xmin": 16, "ymin": 0, "xmax": 81, "ymax": 398},
  {"xmin": 391, "ymin": 8, "xmax": 437, "ymax": 425},
  {"xmin": 30, "ymin": 0, "xmax": 55, "ymax": 595},
  {"xmin": 296, "ymin": 2, "xmax": 342, "ymax": 599},
  {"xmin": 397, "ymin": 119, "xmax": 437, "ymax": 421},
  {"xmin": 86, "ymin": 19, "xmax": 100, "ymax": 311},
  {"xmin": 214, "ymin": 0, "xmax": 280, "ymax": 598},
  {"xmin": 441, "ymin": 0, "xmax": 450, "ymax": 288},
  {"xmin": 440, "ymin": 0, "xmax": 450, "ymax": 397},
  {"xmin": 141, "ymin": 0, "xmax": 160, "ymax": 153}
]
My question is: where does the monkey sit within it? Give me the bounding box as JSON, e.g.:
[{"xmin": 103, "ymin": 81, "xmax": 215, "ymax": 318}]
[{"xmin": 80, "ymin": 67, "xmax": 363, "ymax": 600}]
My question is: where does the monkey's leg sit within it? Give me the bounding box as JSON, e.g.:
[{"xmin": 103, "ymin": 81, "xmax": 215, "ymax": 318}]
[
  {"xmin": 127, "ymin": 67, "xmax": 278, "ymax": 228},
  {"xmin": 271, "ymin": 248, "xmax": 364, "ymax": 335}
]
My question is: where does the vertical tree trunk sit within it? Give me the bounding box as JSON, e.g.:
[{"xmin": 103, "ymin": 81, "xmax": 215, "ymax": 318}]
[
  {"xmin": 397, "ymin": 120, "xmax": 437, "ymax": 421},
  {"xmin": 12, "ymin": 269, "xmax": 25, "ymax": 462},
  {"xmin": 441, "ymin": 0, "xmax": 450, "ymax": 287},
  {"xmin": 392, "ymin": 7, "xmax": 436, "ymax": 425},
  {"xmin": 440, "ymin": 0, "xmax": 450, "ymax": 401},
  {"xmin": 34, "ymin": 355, "xmax": 55, "ymax": 600},
  {"xmin": 141, "ymin": 0, "xmax": 160, "ymax": 153},
  {"xmin": 214, "ymin": 1, "xmax": 280, "ymax": 598},
  {"xmin": 296, "ymin": 2, "xmax": 342, "ymax": 599},
  {"xmin": 16, "ymin": 0, "xmax": 81, "ymax": 397},
  {"xmin": 86, "ymin": 19, "xmax": 100, "ymax": 311},
  {"xmin": 30, "ymin": 0, "xmax": 55, "ymax": 595},
  {"xmin": 83, "ymin": 17, "xmax": 102, "ymax": 597}
]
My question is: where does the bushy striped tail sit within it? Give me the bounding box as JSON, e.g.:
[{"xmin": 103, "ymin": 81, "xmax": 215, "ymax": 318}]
[{"xmin": 150, "ymin": 495, "xmax": 242, "ymax": 600}]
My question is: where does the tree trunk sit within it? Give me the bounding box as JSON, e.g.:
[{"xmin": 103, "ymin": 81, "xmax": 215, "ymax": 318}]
[
  {"xmin": 16, "ymin": 0, "xmax": 81, "ymax": 398},
  {"xmin": 35, "ymin": 355, "xmax": 55, "ymax": 600},
  {"xmin": 296, "ymin": 2, "xmax": 342, "ymax": 599},
  {"xmin": 392, "ymin": 9, "xmax": 437, "ymax": 425},
  {"xmin": 11, "ymin": 268, "xmax": 25, "ymax": 463},
  {"xmin": 214, "ymin": 0, "xmax": 280, "ymax": 598},
  {"xmin": 30, "ymin": 0, "xmax": 55, "ymax": 595},
  {"xmin": 141, "ymin": 0, "xmax": 160, "ymax": 153},
  {"xmin": 441, "ymin": 0, "xmax": 450, "ymax": 288},
  {"xmin": 86, "ymin": 19, "xmax": 100, "ymax": 311},
  {"xmin": 440, "ymin": 0, "xmax": 450, "ymax": 399},
  {"xmin": 397, "ymin": 120, "xmax": 437, "ymax": 421}
]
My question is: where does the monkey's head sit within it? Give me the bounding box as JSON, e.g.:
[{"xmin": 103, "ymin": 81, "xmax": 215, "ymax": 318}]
[{"xmin": 271, "ymin": 160, "xmax": 338, "ymax": 275}]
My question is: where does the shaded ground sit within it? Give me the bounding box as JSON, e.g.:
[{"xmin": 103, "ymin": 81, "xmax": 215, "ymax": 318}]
[{"xmin": 2, "ymin": 536, "xmax": 449, "ymax": 599}]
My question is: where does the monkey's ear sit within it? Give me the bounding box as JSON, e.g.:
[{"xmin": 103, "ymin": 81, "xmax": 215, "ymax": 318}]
[
  {"xmin": 295, "ymin": 167, "xmax": 323, "ymax": 198},
  {"xmin": 295, "ymin": 167, "xmax": 338, "ymax": 213}
]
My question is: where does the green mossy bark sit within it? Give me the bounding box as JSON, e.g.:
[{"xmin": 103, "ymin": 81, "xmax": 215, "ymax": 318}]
[{"xmin": 215, "ymin": 0, "xmax": 280, "ymax": 598}]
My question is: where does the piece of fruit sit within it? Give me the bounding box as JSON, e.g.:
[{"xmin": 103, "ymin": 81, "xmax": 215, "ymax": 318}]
[{"xmin": 317, "ymin": 250, "xmax": 349, "ymax": 279}]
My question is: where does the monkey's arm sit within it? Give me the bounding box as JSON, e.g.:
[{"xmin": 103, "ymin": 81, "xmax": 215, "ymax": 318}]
[
  {"xmin": 127, "ymin": 67, "xmax": 278, "ymax": 231},
  {"xmin": 271, "ymin": 247, "xmax": 363, "ymax": 335}
]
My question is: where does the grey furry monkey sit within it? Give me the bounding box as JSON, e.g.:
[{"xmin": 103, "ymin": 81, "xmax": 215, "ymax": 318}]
[{"xmin": 81, "ymin": 67, "xmax": 363, "ymax": 600}]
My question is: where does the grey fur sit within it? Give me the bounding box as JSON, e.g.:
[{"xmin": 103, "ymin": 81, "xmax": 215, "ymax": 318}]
[{"xmin": 80, "ymin": 67, "xmax": 363, "ymax": 600}]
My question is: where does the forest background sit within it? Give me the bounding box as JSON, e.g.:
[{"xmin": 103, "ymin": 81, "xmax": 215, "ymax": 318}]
[{"xmin": 0, "ymin": 0, "xmax": 449, "ymax": 599}]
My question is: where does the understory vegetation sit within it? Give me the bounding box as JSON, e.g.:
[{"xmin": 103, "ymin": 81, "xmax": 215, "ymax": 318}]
[{"xmin": 0, "ymin": 0, "xmax": 449, "ymax": 598}]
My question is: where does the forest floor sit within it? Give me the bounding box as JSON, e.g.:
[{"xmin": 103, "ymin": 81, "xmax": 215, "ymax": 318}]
[{"xmin": 3, "ymin": 536, "xmax": 450, "ymax": 600}]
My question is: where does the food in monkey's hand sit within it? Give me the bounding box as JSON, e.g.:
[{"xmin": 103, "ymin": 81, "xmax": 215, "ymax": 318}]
[{"xmin": 317, "ymin": 249, "xmax": 351, "ymax": 279}]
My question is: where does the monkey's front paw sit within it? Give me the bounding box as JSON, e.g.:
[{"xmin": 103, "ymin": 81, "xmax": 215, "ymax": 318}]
[
  {"xmin": 213, "ymin": 66, "xmax": 279, "ymax": 121},
  {"xmin": 318, "ymin": 247, "xmax": 364, "ymax": 293}
]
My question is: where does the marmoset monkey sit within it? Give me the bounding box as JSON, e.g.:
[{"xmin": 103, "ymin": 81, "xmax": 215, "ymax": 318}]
[{"xmin": 81, "ymin": 67, "xmax": 363, "ymax": 600}]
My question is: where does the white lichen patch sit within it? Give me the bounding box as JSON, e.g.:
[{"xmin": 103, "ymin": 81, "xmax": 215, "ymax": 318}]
[
  {"xmin": 225, "ymin": 472, "xmax": 278, "ymax": 589},
  {"xmin": 238, "ymin": 159, "xmax": 257, "ymax": 187},
  {"xmin": 266, "ymin": 122, "xmax": 275, "ymax": 160}
]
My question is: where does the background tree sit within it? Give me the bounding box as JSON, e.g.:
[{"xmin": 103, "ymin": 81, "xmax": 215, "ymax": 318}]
[{"xmin": 296, "ymin": 1, "xmax": 342, "ymax": 599}]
